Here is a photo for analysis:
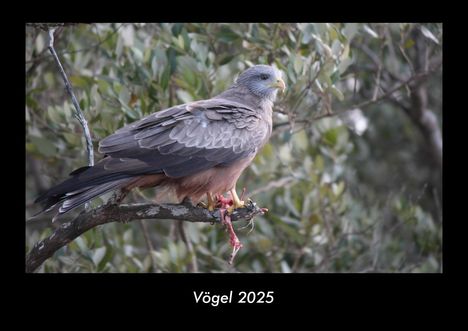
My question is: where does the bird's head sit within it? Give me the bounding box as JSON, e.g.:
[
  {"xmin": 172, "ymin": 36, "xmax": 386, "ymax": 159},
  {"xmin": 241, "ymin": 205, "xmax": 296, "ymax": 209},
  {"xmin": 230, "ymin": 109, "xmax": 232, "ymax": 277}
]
[{"xmin": 235, "ymin": 65, "xmax": 286, "ymax": 102}]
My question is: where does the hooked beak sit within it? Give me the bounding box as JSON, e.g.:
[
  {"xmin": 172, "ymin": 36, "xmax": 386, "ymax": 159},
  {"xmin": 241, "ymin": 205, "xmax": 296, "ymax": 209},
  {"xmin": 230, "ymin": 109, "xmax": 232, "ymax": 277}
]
[{"xmin": 270, "ymin": 78, "xmax": 286, "ymax": 93}]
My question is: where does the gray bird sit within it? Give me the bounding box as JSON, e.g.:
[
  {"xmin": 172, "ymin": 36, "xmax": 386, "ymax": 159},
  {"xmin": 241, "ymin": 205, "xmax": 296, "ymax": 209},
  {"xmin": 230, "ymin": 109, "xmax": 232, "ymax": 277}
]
[{"xmin": 35, "ymin": 64, "xmax": 286, "ymax": 215}]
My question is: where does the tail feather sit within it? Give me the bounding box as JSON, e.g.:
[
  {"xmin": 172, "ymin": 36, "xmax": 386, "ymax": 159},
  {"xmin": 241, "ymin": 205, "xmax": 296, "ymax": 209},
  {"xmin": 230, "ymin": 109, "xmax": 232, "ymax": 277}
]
[
  {"xmin": 34, "ymin": 161, "xmax": 136, "ymax": 215},
  {"xmin": 34, "ymin": 156, "xmax": 167, "ymax": 217},
  {"xmin": 58, "ymin": 178, "xmax": 130, "ymax": 213}
]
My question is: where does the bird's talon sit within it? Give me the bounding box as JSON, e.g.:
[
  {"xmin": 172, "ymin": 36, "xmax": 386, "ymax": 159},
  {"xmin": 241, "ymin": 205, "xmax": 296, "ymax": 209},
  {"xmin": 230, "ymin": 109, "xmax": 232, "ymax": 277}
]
[
  {"xmin": 236, "ymin": 200, "xmax": 245, "ymax": 208},
  {"xmin": 227, "ymin": 200, "xmax": 245, "ymax": 214},
  {"xmin": 199, "ymin": 201, "xmax": 216, "ymax": 211}
]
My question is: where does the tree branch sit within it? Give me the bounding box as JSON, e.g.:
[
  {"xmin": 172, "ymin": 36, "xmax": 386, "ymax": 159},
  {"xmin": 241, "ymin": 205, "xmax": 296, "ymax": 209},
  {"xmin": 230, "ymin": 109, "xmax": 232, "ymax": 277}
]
[
  {"xmin": 25, "ymin": 200, "xmax": 266, "ymax": 273},
  {"xmin": 47, "ymin": 28, "xmax": 94, "ymax": 167}
]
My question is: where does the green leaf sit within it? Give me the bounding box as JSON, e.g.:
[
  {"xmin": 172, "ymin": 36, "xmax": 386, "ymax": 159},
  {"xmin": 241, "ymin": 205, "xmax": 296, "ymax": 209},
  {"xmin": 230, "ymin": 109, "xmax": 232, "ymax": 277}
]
[
  {"xmin": 131, "ymin": 47, "xmax": 143, "ymax": 62},
  {"xmin": 98, "ymin": 244, "xmax": 114, "ymax": 271},
  {"xmin": 62, "ymin": 132, "xmax": 80, "ymax": 145},
  {"xmin": 118, "ymin": 86, "xmax": 131, "ymax": 106},
  {"xmin": 404, "ymin": 38, "xmax": 415, "ymax": 49},
  {"xmin": 363, "ymin": 25, "xmax": 379, "ymax": 38},
  {"xmin": 329, "ymin": 25, "xmax": 339, "ymax": 41},
  {"xmin": 26, "ymin": 142, "xmax": 36, "ymax": 153},
  {"xmin": 47, "ymin": 106, "xmax": 62, "ymax": 123},
  {"xmin": 218, "ymin": 54, "xmax": 236, "ymax": 66},
  {"xmin": 75, "ymin": 236, "xmax": 88, "ymax": 252},
  {"xmin": 92, "ymin": 247, "xmax": 107, "ymax": 267},
  {"xmin": 293, "ymin": 130, "xmax": 308, "ymax": 151},
  {"xmin": 323, "ymin": 127, "xmax": 339, "ymax": 146},
  {"xmin": 218, "ymin": 26, "xmax": 239, "ymax": 43},
  {"xmin": 151, "ymin": 54, "xmax": 159, "ymax": 79},
  {"xmin": 79, "ymin": 98, "xmax": 87, "ymax": 110},
  {"xmin": 293, "ymin": 55, "xmax": 302, "ymax": 75},
  {"xmin": 69, "ymin": 75, "xmax": 93, "ymax": 89},
  {"xmin": 330, "ymin": 85, "xmax": 344, "ymax": 101},
  {"xmin": 315, "ymin": 39, "xmax": 333, "ymax": 58},
  {"xmin": 121, "ymin": 24, "xmax": 135, "ymax": 47},
  {"xmin": 318, "ymin": 71, "xmax": 332, "ymax": 87},
  {"xmin": 340, "ymin": 42, "xmax": 350, "ymax": 61},
  {"xmin": 420, "ymin": 26, "xmax": 439, "ymax": 44},
  {"xmin": 330, "ymin": 71, "xmax": 341, "ymax": 84},
  {"xmin": 176, "ymin": 89, "xmax": 193, "ymax": 103},
  {"xmin": 331, "ymin": 40, "xmax": 342, "ymax": 58},
  {"xmin": 314, "ymin": 155, "xmax": 325, "ymax": 172},
  {"xmin": 123, "ymin": 229, "xmax": 133, "ymax": 243},
  {"xmin": 160, "ymin": 66, "xmax": 171, "ymax": 90},
  {"xmin": 342, "ymin": 23, "xmax": 359, "ymax": 41},
  {"xmin": 300, "ymin": 23, "xmax": 315, "ymax": 44},
  {"xmin": 35, "ymin": 33, "xmax": 45, "ymax": 53},
  {"xmin": 338, "ymin": 57, "xmax": 353, "ymax": 74},
  {"xmin": 332, "ymin": 181, "xmax": 346, "ymax": 198},
  {"xmin": 172, "ymin": 34, "xmax": 185, "ymax": 51}
]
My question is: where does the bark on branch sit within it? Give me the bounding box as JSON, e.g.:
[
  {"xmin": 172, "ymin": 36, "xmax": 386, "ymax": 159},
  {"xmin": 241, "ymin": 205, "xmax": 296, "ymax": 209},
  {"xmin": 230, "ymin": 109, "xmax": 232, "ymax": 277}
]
[{"xmin": 25, "ymin": 200, "xmax": 266, "ymax": 273}]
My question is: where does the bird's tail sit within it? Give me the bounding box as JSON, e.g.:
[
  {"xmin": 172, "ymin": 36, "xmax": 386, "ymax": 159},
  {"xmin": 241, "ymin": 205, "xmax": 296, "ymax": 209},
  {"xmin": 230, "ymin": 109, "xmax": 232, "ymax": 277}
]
[
  {"xmin": 34, "ymin": 163, "xmax": 146, "ymax": 217},
  {"xmin": 37, "ymin": 178, "xmax": 130, "ymax": 216}
]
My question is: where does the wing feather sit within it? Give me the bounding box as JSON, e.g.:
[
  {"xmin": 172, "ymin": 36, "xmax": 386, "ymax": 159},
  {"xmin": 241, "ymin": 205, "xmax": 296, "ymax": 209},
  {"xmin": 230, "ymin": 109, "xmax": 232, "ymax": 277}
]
[{"xmin": 97, "ymin": 98, "xmax": 271, "ymax": 178}]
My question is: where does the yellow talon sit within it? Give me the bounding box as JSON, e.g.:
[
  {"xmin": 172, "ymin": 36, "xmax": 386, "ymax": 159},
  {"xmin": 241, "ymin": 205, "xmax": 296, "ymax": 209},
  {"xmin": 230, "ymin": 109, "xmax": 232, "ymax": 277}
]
[
  {"xmin": 227, "ymin": 188, "xmax": 245, "ymax": 214},
  {"xmin": 206, "ymin": 192, "xmax": 216, "ymax": 211}
]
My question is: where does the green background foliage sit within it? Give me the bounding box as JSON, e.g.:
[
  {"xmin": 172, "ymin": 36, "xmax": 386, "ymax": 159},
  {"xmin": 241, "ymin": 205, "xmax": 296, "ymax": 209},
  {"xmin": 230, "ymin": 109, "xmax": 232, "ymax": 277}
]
[{"xmin": 26, "ymin": 23, "xmax": 442, "ymax": 272}]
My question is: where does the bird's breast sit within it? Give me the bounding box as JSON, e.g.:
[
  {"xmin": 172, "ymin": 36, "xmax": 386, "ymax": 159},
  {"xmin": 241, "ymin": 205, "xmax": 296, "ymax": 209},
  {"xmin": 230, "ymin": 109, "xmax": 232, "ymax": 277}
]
[{"xmin": 174, "ymin": 155, "xmax": 256, "ymax": 202}]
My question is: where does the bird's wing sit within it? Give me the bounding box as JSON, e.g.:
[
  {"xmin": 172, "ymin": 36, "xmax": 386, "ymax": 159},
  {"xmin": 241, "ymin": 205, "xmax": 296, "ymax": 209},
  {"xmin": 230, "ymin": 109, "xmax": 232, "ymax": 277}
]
[{"xmin": 98, "ymin": 98, "xmax": 270, "ymax": 178}]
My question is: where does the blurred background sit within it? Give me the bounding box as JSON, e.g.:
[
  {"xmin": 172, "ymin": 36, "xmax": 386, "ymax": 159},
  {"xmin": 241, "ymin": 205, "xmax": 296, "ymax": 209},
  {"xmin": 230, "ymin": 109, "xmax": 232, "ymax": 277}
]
[{"xmin": 26, "ymin": 23, "xmax": 442, "ymax": 272}]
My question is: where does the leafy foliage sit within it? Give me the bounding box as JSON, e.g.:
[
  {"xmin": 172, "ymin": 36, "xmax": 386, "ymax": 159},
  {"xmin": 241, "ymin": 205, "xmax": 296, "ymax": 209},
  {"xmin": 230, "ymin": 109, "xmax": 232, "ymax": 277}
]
[{"xmin": 26, "ymin": 23, "xmax": 442, "ymax": 272}]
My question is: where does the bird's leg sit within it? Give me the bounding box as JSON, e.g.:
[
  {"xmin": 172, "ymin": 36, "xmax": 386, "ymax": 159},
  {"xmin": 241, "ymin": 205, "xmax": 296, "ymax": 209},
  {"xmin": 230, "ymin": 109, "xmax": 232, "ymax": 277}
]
[
  {"xmin": 206, "ymin": 192, "xmax": 216, "ymax": 211},
  {"xmin": 231, "ymin": 188, "xmax": 245, "ymax": 208},
  {"xmin": 227, "ymin": 188, "xmax": 245, "ymax": 214}
]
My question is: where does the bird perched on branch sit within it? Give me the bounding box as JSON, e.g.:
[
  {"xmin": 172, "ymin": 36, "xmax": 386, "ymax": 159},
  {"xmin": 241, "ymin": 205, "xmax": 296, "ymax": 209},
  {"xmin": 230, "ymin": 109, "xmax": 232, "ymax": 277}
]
[{"xmin": 35, "ymin": 64, "xmax": 285, "ymax": 261}]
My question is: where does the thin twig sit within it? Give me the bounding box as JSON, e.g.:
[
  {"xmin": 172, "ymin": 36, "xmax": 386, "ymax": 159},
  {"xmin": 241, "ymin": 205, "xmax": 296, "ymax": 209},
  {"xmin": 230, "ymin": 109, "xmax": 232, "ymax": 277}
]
[
  {"xmin": 291, "ymin": 248, "xmax": 306, "ymax": 272},
  {"xmin": 372, "ymin": 43, "xmax": 385, "ymax": 101},
  {"xmin": 249, "ymin": 176, "xmax": 296, "ymax": 197},
  {"xmin": 48, "ymin": 28, "xmax": 94, "ymax": 167},
  {"xmin": 176, "ymin": 221, "xmax": 199, "ymax": 272},
  {"xmin": 139, "ymin": 220, "xmax": 158, "ymax": 272}
]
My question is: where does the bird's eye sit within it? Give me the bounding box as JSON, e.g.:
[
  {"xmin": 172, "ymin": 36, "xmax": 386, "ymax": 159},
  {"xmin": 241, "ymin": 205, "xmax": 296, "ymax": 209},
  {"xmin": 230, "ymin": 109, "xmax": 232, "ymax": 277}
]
[{"xmin": 260, "ymin": 74, "xmax": 269, "ymax": 80}]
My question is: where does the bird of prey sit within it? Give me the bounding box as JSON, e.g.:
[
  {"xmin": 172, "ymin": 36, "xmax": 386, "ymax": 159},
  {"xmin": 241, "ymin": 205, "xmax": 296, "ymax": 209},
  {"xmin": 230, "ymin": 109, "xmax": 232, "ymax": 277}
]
[
  {"xmin": 36, "ymin": 64, "xmax": 285, "ymax": 216},
  {"xmin": 35, "ymin": 65, "xmax": 285, "ymax": 261}
]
